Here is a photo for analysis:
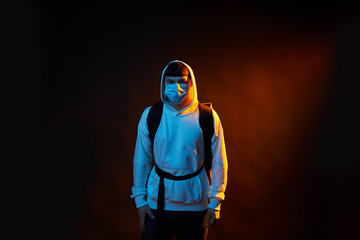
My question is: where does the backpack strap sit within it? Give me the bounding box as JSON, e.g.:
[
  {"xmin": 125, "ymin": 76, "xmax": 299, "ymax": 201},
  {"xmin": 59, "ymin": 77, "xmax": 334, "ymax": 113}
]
[
  {"xmin": 147, "ymin": 101, "xmax": 164, "ymax": 147},
  {"xmin": 198, "ymin": 102, "xmax": 214, "ymax": 177},
  {"xmin": 155, "ymin": 163, "xmax": 204, "ymax": 229}
]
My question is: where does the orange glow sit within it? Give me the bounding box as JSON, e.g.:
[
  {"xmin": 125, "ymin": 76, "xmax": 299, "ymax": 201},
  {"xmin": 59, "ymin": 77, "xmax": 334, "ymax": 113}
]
[{"xmin": 198, "ymin": 37, "xmax": 335, "ymax": 239}]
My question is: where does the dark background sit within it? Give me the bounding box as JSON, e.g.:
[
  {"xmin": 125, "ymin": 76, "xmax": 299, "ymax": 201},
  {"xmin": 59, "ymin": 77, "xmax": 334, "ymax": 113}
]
[{"xmin": 6, "ymin": 0, "xmax": 360, "ymax": 239}]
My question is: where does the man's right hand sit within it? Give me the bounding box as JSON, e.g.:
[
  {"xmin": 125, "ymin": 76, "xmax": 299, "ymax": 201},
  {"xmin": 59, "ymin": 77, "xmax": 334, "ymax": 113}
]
[{"xmin": 137, "ymin": 204, "xmax": 155, "ymax": 233}]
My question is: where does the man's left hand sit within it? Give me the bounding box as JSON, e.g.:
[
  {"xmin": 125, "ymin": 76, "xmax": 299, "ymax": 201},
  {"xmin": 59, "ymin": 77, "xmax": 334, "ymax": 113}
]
[{"xmin": 205, "ymin": 208, "xmax": 220, "ymax": 228}]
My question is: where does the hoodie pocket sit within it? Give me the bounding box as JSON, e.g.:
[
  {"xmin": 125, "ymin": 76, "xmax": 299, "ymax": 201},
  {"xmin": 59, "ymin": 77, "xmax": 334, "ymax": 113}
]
[
  {"xmin": 147, "ymin": 172, "xmax": 202, "ymax": 204},
  {"xmin": 166, "ymin": 177, "xmax": 202, "ymax": 203}
]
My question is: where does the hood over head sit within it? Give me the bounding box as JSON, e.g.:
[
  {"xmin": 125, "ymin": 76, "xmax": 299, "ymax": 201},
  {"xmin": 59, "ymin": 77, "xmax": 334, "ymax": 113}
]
[{"xmin": 160, "ymin": 60, "xmax": 198, "ymax": 113}]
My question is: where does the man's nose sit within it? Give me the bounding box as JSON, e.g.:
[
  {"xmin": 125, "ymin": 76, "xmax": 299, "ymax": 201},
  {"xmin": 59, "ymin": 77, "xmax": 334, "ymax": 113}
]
[{"xmin": 177, "ymin": 83, "xmax": 185, "ymax": 92}]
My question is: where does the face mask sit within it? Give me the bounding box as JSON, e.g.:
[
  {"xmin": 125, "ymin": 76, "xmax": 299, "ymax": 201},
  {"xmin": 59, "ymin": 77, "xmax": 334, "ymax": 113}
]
[{"xmin": 164, "ymin": 83, "xmax": 189, "ymax": 104}]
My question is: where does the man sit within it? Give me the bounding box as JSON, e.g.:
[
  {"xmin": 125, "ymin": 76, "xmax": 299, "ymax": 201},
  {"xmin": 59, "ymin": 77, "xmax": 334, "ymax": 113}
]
[{"xmin": 131, "ymin": 60, "xmax": 228, "ymax": 240}]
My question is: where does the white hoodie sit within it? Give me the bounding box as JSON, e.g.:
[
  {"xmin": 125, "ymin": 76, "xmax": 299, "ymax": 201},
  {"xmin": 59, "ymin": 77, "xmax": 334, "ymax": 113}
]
[{"xmin": 131, "ymin": 60, "xmax": 228, "ymax": 211}]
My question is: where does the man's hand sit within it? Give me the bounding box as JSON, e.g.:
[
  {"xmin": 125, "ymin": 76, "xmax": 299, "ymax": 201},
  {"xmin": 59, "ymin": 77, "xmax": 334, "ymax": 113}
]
[
  {"xmin": 205, "ymin": 208, "xmax": 220, "ymax": 228},
  {"xmin": 137, "ymin": 204, "xmax": 155, "ymax": 233}
]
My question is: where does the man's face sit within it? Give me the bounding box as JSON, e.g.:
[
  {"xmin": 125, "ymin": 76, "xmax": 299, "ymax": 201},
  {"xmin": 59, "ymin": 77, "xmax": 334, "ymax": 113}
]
[{"xmin": 164, "ymin": 75, "xmax": 193, "ymax": 105}]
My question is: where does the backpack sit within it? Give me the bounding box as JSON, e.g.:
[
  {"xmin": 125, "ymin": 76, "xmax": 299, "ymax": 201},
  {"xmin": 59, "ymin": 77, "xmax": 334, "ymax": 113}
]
[{"xmin": 146, "ymin": 101, "xmax": 214, "ymax": 178}]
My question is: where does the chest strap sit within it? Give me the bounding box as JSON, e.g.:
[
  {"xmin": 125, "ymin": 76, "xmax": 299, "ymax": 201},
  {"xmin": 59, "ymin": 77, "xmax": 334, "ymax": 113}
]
[{"xmin": 154, "ymin": 164, "xmax": 203, "ymax": 229}]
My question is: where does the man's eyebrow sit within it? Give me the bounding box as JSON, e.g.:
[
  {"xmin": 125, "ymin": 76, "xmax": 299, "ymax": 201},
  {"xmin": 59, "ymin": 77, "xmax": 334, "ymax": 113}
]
[{"xmin": 165, "ymin": 77, "xmax": 187, "ymax": 82}]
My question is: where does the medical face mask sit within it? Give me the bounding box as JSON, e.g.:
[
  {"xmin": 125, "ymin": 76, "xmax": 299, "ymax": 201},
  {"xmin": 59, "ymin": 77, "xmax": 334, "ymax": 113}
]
[{"xmin": 164, "ymin": 83, "xmax": 189, "ymax": 104}]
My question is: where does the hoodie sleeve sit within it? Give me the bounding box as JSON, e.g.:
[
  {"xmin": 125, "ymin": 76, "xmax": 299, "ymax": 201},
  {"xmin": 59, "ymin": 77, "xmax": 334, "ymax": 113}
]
[
  {"xmin": 130, "ymin": 107, "xmax": 153, "ymax": 208},
  {"xmin": 208, "ymin": 109, "xmax": 228, "ymax": 211}
]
